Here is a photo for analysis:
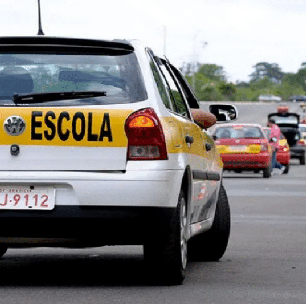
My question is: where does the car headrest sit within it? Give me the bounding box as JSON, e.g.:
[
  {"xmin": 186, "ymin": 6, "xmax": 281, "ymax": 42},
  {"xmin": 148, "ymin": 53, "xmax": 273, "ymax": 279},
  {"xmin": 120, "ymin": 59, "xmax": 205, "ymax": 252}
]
[{"xmin": 0, "ymin": 66, "xmax": 34, "ymax": 98}]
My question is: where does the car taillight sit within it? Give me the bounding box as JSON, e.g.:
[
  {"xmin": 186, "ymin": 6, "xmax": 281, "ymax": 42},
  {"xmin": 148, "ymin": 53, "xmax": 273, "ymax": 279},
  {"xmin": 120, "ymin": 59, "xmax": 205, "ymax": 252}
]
[
  {"xmin": 297, "ymin": 140, "xmax": 306, "ymax": 146},
  {"xmin": 261, "ymin": 143, "xmax": 268, "ymax": 151},
  {"xmin": 124, "ymin": 108, "xmax": 168, "ymax": 160},
  {"xmin": 279, "ymin": 145, "xmax": 289, "ymax": 152}
]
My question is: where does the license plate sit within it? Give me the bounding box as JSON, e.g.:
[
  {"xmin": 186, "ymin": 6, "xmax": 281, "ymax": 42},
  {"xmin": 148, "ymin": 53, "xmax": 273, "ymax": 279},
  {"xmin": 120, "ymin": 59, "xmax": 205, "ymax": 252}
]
[
  {"xmin": 229, "ymin": 145, "xmax": 246, "ymax": 152},
  {"xmin": 0, "ymin": 186, "xmax": 55, "ymax": 210}
]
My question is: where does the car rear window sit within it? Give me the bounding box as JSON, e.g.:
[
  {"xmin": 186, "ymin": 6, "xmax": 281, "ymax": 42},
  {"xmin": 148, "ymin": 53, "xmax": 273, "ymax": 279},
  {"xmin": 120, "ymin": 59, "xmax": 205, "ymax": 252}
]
[
  {"xmin": 0, "ymin": 53, "xmax": 147, "ymax": 106},
  {"xmin": 214, "ymin": 126, "xmax": 264, "ymax": 139},
  {"xmin": 269, "ymin": 115, "xmax": 299, "ymax": 125},
  {"xmin": 263, "ymin": 128, "xmax": 271, "ymax": 138}
]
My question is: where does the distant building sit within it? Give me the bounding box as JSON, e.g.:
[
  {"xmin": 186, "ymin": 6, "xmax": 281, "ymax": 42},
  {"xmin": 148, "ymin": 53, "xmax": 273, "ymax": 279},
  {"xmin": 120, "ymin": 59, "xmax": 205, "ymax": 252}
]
[
  {"xmin": 258, "ymin": 94, "xmax": 282, "ymax": 102},
  {"xmin": 291, "ymin": 96, "xmax": 306, "ymax": 102}
]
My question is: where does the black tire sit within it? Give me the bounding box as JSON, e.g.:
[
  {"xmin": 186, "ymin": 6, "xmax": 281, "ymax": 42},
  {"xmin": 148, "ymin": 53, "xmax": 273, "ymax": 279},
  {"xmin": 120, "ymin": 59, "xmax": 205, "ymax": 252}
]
[
  {"xmin": 188, "ymin": 184, "xmax": 230, "ymax": 262},
  {"xmin": 143, "ymin": 190, "xmax": 188, "ymax": 285},
  {"xmin": 300, "ymin": 153, "xmax": 305, "ymax": 165},
  {"xmin": 0, "ymin": 246, "xmax": 7, "ymax": 258},
  {"xmin": 263, "ymin": 162, "xmax": 272, "ymax": 178},
  {"xmin": 283, "ymin": 164, "xmax": 289, "ymax": 174}
]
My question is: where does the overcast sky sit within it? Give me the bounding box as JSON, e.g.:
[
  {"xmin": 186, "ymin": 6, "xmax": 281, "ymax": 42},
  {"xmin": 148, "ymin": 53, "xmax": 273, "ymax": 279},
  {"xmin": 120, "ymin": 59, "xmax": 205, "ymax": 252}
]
[{"xmin": 1, "ymin": 0, "xmax": 306, "ymax": 82}]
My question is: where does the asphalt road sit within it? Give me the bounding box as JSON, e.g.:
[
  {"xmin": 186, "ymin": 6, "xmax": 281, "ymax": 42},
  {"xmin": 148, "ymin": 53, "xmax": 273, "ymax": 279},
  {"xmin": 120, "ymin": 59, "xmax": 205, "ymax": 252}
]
[
  {"xmin": 0, "ymin": 159, "xmax": 305, "ymax": 304},
  {"xmin": 0, "ymin": 102, "xmax": 305, "ymax": 304},
  {"xmin": 200, "ymin": 101, "xmax": 306, "ymax": 126}
]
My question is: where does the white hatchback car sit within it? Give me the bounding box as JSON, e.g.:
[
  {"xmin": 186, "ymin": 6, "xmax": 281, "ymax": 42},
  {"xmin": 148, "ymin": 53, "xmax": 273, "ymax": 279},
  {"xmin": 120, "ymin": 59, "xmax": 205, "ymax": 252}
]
[{"xmin": 0, "ymin": 36, "xmax": 237, "ymax": 284}]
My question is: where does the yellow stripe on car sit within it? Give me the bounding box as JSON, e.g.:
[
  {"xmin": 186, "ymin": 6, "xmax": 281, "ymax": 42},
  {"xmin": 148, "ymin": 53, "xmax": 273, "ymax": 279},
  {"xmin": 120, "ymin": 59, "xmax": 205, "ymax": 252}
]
[
  {"xmin": 0, "ymin": 108, "xmax": 133, "ymax": 147},
  {"xmin": 217, "ymin": 144, "xmax": 262, "ymax": 154}
]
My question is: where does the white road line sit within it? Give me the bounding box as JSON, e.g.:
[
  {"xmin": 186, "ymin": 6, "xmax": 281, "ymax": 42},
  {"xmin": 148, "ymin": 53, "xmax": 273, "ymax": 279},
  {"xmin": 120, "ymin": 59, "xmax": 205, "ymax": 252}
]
[{"xmin": 227, "ymin": 190, "xmax": 306, "ymax": 197}]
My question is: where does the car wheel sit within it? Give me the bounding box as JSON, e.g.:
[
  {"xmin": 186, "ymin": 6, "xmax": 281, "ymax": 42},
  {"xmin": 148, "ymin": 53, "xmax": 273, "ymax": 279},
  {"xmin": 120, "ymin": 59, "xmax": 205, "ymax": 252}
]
[
  {"xmin": 283, "ymin": 164, "xmax": 289, "ymax": 174},
  {"xmin": 0, "ymin": 246, "xmax": 7, "ymax": 258},
  {"xmin": 188, "ymin": 184, "xmax": 230, "ymax": 262},
  {"xmin": 300, "ymin": 153, "xmax": 305, "ymax": 165},
  {"xmin": 143, "ymin": 190, "xmax": 187, "ymax": 285},
  {"xmin": 263, "ymin": 162, "xmax": 272, "ymax": 178}
]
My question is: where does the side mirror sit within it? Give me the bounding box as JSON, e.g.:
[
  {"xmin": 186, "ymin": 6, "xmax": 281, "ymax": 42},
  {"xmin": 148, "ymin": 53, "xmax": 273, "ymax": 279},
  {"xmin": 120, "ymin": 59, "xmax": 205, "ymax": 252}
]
[
  {"xmin": 209, "ymin": 104, "xmax": 238, "ymax": 123},
  {"xmin": 191, "ymin": 109, "xmax": 217, "ymax": 129},
  {"xmin": 270, "ymin": 136, "xmax": 277, "ymax": 143}
]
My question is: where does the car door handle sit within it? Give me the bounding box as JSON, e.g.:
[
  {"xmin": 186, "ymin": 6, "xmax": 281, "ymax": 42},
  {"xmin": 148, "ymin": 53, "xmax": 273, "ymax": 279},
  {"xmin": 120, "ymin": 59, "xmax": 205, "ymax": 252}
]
[
  {"xmin": 185, "ymin": 135, "xmax": 194, "ymax": 144},
  {"xmin": 205, "ymin": 143, "xmax": 212, "ymax": 151}
]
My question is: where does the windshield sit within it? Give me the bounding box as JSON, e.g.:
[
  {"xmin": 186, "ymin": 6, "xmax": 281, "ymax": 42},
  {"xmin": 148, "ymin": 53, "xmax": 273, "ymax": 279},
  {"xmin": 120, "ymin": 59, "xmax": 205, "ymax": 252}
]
[
  {"xmin": 214, "ymin": 126, "xmax": 264, "ymax": 139},
  {"xmin": 0, "ymin": 53, "xmax": 147, "ymax": 106}
]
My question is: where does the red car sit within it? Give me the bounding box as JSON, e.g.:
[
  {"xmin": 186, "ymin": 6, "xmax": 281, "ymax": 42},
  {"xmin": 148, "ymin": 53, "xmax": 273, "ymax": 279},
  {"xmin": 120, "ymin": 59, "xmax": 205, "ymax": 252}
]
[
  {"xmin": 213, "ymin": 124, "xmax": 273, "ymax": 178},
  {"xmin": 263, "ymin": 127, "xmax": 290, "ymax": 173}
]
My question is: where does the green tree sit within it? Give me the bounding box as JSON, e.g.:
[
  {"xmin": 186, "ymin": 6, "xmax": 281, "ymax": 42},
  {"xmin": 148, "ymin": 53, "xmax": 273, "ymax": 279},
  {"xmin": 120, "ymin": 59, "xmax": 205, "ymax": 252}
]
[
  {"xmin": 218, "ymin": 82, "xmax": 236, "ymax": 101},
  {"xmin": 250, "ymin": 62, "xmax": 283, "ymax": 83},
  {"xmin": 197, "ymin": 64, "xmax": 226, "ymax": 82},
  {"xmin": 292, "ymin": 64, "xmax": 306, "ymax": 91},
  {"xmin": 197, "ymin": 83, "xmax": 224, "ymax": 101},
  {"xmin": 275, "ymin": 75, "xmax": 305, "ymax": 101}
]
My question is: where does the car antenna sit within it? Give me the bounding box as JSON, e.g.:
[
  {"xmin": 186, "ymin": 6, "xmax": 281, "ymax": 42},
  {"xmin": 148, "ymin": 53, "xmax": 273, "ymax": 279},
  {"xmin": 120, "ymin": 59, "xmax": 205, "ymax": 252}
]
[{"xmin": 37, "ymin": 0, "xmax": 44, "ymax": 35}]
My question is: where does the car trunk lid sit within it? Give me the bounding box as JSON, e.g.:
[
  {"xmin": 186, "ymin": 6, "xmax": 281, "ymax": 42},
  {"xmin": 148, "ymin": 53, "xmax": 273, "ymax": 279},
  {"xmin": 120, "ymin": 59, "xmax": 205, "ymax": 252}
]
[
  {"xmin": 0, "ymin": 107, "xmax": 133, "ymax": 171},
  {"xmin": 268, "ymin": 112, "xmax": 300, "ymax": 147}
]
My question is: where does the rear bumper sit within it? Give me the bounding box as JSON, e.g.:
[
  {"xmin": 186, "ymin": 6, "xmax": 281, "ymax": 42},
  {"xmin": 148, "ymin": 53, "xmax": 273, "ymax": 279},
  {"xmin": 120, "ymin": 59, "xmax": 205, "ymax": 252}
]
[
  {"xmin": 0, "ymin": 169, "xmax": 183, "ymax": 208},
  {"xmin": 220, "ymin": 153, "xmax": 271, "ymax": 169},
  {"xmin": 0, "ymin": 169, "xmax": 184, "ymax": 246},
  {"xmin": 276, "ymin": 151, "xmax": 290, "ymax": 165},
  {"xmin": 0, "ymin": 206, "xmax": 175, "ymax": 246},
  {"xmin": 290, "ymin": 146, "xmax": 306, "ymax": 159}
]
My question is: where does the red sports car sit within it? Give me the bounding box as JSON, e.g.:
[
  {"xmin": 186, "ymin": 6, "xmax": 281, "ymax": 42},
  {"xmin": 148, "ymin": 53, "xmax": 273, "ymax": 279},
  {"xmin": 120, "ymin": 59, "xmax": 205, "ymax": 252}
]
[{"xmin": 213, "ymin": 124, "xmax": 273, "ymax": 178}]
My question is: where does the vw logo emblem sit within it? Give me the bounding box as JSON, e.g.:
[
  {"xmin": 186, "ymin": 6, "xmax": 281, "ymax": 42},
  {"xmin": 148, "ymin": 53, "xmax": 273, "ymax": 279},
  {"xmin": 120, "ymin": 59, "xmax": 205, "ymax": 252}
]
[{"xmin": 3, "ymin": 116, "xmax": 26, "ymax": 136}]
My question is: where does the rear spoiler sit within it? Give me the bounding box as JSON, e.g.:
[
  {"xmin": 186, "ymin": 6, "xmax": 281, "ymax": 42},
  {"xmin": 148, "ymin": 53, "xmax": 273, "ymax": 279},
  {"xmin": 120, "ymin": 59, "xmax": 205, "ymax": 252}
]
[{"xmin": 0, "ymin": 36, "xmax": 134, "ymax": 55}]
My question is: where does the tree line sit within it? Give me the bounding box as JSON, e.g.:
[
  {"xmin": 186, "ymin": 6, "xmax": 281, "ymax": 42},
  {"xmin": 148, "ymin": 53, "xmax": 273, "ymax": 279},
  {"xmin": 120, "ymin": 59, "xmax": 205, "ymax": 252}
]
[{"xmin": 180, "ymin": 61, "xmax": 306, "ymax": 101}]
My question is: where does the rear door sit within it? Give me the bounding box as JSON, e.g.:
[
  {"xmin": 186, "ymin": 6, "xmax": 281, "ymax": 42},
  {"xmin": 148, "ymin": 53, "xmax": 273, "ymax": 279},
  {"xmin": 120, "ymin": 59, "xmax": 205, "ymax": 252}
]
[{"xmin": 154, "ymin": 57, "xmax": 220, "ymax": 224}]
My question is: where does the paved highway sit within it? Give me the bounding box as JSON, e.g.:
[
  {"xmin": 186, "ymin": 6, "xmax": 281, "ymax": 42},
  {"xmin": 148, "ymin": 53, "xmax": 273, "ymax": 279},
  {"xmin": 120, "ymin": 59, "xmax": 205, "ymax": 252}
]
[
  {"xmin": 0, "ymin": 102, "xmax": 305, "ymax": 304},
  {"xmin": 200, "ymin": 101, "xmax": 306, "ymax": 126},
  {"xmin": 0, "ymin": 159, "xmax": 305, "ymax": 304}
]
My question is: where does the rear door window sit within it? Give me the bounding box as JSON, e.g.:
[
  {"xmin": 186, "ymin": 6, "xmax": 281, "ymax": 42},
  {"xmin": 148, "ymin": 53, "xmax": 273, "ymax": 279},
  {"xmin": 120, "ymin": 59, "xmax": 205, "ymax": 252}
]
[{"xmin": 158, "ymin": 61, "xmax": 190, "ymax": 119}]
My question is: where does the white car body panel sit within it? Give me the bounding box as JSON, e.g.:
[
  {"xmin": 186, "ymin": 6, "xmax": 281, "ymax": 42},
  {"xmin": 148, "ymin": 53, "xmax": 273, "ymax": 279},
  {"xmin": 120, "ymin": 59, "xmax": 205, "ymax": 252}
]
[{"xmin": 0, "ymin": 37, "xmax": 225, "ymax": 250}]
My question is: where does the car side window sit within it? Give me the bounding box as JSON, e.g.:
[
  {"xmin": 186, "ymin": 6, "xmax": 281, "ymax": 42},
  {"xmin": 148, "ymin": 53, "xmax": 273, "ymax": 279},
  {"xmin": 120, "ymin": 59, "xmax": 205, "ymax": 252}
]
[
  {"xmin": 146, "ymin": 50, "xmax": 173, "ymax": 111},
  {"xmin": 158, "ymin": 62, "xmax": 190, "ymax": 119}
]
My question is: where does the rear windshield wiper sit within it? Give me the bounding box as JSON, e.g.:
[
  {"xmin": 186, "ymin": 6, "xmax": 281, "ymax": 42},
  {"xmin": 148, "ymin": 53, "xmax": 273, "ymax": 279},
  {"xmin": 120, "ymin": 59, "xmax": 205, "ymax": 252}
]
[{"xmin": 13, "ymin": 91, "xmax": 107, "ymax": 105}]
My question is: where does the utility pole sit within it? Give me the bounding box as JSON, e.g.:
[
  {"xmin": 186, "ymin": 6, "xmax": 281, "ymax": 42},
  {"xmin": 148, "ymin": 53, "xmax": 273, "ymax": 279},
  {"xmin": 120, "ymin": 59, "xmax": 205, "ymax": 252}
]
[
  {"xmin": 163, "ymin": 26, "xmax": 167, "ymax": 56},
  {"xmin": 192, "ymin": 39, "xmax": 208, "ymax": 90},
  {"xmin": 37, "ymin": 0, "xmax": 44, "ymax": 35}
]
